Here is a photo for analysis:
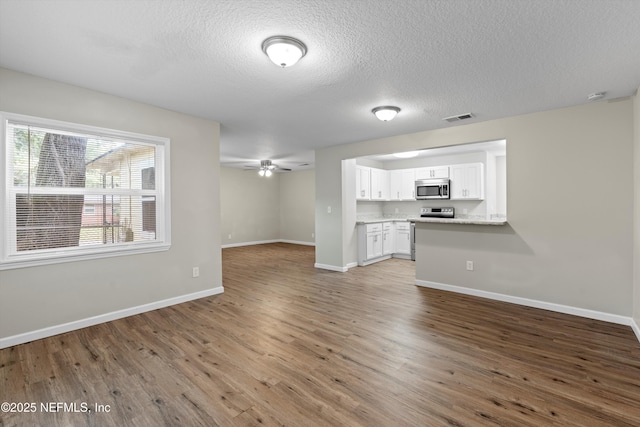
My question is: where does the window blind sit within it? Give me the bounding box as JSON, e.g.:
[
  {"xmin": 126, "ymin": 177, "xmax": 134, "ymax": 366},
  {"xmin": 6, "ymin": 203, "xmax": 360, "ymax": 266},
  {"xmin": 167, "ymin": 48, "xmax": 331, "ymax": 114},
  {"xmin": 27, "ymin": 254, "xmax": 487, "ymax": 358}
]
[{"xmin": 1, "ymin": 112, "xmax": 170, "ymax": 268}]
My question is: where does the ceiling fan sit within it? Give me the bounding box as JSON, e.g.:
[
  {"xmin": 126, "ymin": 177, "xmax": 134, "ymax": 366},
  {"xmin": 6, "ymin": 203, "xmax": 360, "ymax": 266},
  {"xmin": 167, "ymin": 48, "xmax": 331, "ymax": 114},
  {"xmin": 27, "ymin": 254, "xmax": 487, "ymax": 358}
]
[{"xmin": 245, "ymin": 159, "xmax": 291, "ymax": 177}]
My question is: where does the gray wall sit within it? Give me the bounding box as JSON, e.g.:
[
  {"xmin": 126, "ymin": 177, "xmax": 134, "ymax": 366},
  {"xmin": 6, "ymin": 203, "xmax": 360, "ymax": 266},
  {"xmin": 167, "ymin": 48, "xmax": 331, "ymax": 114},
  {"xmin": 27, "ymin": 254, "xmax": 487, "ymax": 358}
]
[
  {"xmin": 220, "ymin": 167, "xmax": 280, "ymax": 245},
  {"xmin": 0, "ymin": 68, "xmax": 222, "ymax": 340},
  {"xmin": 220, "ymin": 167, "xmax": 315, "ymax": 246},
  {"xmin": 316, "ymin": 98, "xmax": 635, "ymax": 317},
  {"xmin": 279, "ymin": 169, "xmax": 315, "ymax": 243},
  {"xmin": 634, "ymin": 88, "xmax": 640, "ymax": 329}
]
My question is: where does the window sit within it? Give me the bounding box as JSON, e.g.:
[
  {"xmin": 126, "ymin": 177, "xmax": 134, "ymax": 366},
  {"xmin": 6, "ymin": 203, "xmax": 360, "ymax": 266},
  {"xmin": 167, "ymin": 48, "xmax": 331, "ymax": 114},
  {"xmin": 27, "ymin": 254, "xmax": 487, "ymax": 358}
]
[{"xmin": 0, "ymin": 112, "xmax": 171, "ymax": 269}]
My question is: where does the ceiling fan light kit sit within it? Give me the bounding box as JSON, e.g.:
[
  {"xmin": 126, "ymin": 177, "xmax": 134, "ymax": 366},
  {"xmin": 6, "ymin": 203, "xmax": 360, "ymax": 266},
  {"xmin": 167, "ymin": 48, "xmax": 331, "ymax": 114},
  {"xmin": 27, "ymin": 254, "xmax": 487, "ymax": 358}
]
[
  {"xmin": 372, "ymin": 106, "xmax": 401, "ymax": 121},
  {"xmin": 262, "ymin": 36, "xmax": 307, "ymax": 68}
]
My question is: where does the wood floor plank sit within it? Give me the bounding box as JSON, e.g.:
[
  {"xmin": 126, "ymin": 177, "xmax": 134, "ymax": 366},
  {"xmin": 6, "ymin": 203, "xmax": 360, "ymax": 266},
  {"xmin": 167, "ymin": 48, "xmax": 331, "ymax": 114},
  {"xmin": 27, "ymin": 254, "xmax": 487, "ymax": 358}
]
[{"xmin": 2, "ymin": 242, "xmax": 639, "ymax": 426}]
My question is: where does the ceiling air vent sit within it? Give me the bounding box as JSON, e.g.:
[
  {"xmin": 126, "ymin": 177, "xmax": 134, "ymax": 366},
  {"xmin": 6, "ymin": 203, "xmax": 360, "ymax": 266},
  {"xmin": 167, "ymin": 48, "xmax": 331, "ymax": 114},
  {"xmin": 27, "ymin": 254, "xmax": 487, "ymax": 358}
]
[{"xmin": 442, "ymin": 113, "xmax": 475, "ymax": 123}]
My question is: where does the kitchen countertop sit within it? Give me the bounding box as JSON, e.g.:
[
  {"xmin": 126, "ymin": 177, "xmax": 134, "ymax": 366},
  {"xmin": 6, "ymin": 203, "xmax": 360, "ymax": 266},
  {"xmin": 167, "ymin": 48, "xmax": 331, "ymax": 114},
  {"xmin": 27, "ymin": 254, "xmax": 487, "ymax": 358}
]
[
  {"xmin": 356, "ymin": 216, "xmax": 508, "ymax": 225},
  {"xmin": 355, "ymin": 217, "xmax": 416, "ymax": 224},
  {"xmin": 409, "ymin": 217, "xmax": 507, "ymax": 225}
]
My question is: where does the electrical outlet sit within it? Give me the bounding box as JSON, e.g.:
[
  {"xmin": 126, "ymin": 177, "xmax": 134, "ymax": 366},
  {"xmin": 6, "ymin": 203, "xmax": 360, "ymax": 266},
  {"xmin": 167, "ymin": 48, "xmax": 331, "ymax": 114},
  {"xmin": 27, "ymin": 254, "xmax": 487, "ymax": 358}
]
[
  {"xmin": 466, "ymin": 261, "xmax": 474, "ymax": 271},
  {"xmin": 192, "ymin": 267, "xmax": 200, "ymax": 278},
  {"xmin": 312, "ymin": 232, "xmax": 315, "ymax": 238},
  {"xmin": 327, "ymin": 206, "xmax": 332, "ymax": 214},
  {"xmin": 228, "ymin": 234, "xmax": 232, "ymax": 240}
]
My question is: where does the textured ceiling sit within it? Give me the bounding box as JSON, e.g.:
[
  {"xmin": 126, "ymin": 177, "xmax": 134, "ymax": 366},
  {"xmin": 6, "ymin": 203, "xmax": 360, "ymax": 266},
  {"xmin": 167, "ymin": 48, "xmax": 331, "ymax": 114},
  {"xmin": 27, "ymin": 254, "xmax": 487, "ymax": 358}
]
[{"xmin": 1, "ymin": 0, "xmax": 639, "ymax": 170}]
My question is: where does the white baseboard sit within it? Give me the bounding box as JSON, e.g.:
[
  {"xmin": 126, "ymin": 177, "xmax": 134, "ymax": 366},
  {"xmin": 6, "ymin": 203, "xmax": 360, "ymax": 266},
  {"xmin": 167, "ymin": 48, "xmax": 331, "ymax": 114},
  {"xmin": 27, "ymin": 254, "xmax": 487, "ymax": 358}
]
[
  {"xmin": 346, "ymin": 262, "xmax": 358, "ymax": 270},
  {"xmin": 632, "ymin": 318, "xmax": 640, "ymax": 343},
  {"xmin": 0, "ymin": 287, "xmax": 224, "ymax": 349},
  {"xmin": 222, "ymin": 239, "xmax": 315, "ymax": 249},
  {"xmin": 314, "ymin": 263, "xmax": 348, "ymax": 272},
  {"xmin": 416, "ymin": 280, "xmax": 636, "ymax": 328},
  {"xmin": 221, "ymin": 239, "xmax": 279, "ymax": 248},
  {"xmin": 279, "ymin": 239, "xmax": 316, "ymax": 247}
]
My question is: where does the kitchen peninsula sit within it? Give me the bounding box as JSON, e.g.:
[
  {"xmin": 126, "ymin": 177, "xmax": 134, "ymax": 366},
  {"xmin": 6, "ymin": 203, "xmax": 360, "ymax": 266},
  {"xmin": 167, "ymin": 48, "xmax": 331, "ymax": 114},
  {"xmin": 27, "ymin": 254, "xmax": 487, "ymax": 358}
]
[{"xmin": 410, "ymin": 216, "xmax": 507, "ymax": 225}]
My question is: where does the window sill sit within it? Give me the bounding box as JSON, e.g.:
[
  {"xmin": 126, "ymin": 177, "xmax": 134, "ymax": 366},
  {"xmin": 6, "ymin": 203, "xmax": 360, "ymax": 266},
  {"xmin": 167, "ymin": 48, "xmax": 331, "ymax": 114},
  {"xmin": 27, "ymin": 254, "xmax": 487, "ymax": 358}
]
[{"xmin": 0, "ymin": 243, "xmax": 171, "ymax": 270}]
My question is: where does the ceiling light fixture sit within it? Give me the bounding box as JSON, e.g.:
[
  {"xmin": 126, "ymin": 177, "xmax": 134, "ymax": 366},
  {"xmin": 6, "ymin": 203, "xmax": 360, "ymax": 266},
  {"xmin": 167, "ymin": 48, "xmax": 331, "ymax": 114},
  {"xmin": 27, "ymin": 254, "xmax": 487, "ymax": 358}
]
[
  {"xmin": 262, "ymin": 36, "xmax": 307, "ymax": 68},
  {"xmin": 587, "ymin": 92, "xmax": 606, "ymax": 102},
  {"xmin": 258, "ymin": 160, "xmax": 275, "ymax": 177},
  {"xmin": 372, "ymin": 106, "xmax": 401, "ymax": 121}
]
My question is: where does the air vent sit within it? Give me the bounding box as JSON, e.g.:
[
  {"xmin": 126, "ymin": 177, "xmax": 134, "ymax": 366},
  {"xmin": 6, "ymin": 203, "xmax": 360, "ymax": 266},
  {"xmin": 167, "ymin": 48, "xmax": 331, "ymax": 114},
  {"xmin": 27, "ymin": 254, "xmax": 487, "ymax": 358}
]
[{"xmin": 442, "ymin": 113, "xmax": 475, "ymax": 123}]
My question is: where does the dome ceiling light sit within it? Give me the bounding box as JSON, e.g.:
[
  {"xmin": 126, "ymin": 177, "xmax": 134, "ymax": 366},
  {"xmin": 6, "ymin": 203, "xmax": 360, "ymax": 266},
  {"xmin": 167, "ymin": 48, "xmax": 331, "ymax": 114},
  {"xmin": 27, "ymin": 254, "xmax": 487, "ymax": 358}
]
[
  {"xmin": 262, "ymin": 36, "xmax": 307, "ymax": 68},
  {"xmin": 372, "ymin": 106, "xmax": 401, "ymax": 121},
  {"xmin": 587, "ymin": 91, "xmax": 606, "ymax": 101}
]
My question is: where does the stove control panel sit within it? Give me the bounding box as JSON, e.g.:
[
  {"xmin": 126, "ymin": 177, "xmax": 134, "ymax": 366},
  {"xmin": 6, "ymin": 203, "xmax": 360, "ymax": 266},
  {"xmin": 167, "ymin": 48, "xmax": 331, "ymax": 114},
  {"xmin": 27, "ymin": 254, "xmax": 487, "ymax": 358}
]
[{"xmin": 420, "ymin": 207, "xmax": 455, "ymax": 218}]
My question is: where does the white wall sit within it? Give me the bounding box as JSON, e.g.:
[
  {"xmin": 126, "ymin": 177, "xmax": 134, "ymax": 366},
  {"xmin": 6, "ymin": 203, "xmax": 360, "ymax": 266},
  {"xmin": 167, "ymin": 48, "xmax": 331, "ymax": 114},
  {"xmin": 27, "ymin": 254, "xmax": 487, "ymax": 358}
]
[
  {"xmin": 279, "ymin": 169, "xmax": 315, "ymax": 244},
  {"xmin": 634, "ymin": 87, "xmax": 640, "ymax": 334},
  {"xmin": 316, "ymin": 99, "xmax": 635, "ymax": 317},
  {"xmin": 220, "ymin": 167, "xmax": 315, "ymax": 246},
  {"xmin": 0, "ymin": 68, "xmax": 222, "ymax": 344},
  {"xmin": 220, "ymin": 167, "xmax": 280, "ymax": 245}
]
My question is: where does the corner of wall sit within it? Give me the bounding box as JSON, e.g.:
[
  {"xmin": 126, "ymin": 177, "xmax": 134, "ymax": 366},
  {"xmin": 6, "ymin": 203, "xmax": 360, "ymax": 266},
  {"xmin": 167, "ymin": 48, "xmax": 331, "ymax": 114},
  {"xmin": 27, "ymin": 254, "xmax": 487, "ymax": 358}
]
[
  {"xmin": 633, "ymin": 87, "xmax": 640, "ymax": 340},
  {"xmin": 633, "ymin": 88, "xmax": 640, "ymax": 340}
]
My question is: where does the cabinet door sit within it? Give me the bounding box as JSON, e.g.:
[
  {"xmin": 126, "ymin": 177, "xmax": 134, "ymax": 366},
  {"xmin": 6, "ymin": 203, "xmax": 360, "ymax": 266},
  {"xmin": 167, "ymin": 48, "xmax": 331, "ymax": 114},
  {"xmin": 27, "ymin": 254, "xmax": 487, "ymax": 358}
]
[
  {"xmin": 396, "ymin": 229, "xmax": 411, "ymax": 255},
  {"xmin": 370, "ymin": 168, "xmax": 389, "ymax": 200},
  {"xmin": 431, "ymin": 166, "xmax": 449, "ymax": 178},
  {"xmin": 450, "ymin": 163, "xmax": 484, "ymax": 200},
  {"xmin": 414, "ymin": 167, "xmax": 430, "ymax": 180},
  {"xmin": 356, "ymin": 166, "xmax": 371, "ymax": 200},
  {"xmin": 464, "ymin": 163, "xmax": 484, "ymax": 199},
  {"xmin": 389, "ymin": 170, "xmax": 402, "ymax": 200},
  {"xmin": 415, "ymin": 166, "xmax": 449, "ymax": 179},
  {"xmin": 400, "ymin": 169, "xmax": 416, "ymax": 200},
  {"xmin": 366, "ymin": 232, "xmax": 383, "ymax": 259},
  {"xmin": 382, "ymin": 222, "xmax": 394, "ymax": 255},
  {"xmin": 449, "ymin": 165, "xmax": 466, "ymax": 199}
]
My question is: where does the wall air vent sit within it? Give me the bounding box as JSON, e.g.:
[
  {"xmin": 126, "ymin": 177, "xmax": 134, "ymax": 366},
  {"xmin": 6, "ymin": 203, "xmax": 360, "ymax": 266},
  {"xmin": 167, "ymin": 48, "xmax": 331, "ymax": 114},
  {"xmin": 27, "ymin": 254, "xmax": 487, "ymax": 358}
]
[{"xmin": 442, "ymin": 113, "xmax": 475, "ymax": 123}]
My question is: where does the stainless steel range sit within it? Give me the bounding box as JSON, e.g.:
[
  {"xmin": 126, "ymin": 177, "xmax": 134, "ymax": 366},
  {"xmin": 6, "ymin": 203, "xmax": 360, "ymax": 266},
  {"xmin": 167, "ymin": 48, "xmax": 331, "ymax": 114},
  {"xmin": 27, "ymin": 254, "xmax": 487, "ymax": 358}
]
[
  {"xmin": 420, "ymin": 207, "xmax": 455, "ymax": 218},
  {"xmin": 410, "ymin": 207, "xmax": 455, "ymax": 261}
]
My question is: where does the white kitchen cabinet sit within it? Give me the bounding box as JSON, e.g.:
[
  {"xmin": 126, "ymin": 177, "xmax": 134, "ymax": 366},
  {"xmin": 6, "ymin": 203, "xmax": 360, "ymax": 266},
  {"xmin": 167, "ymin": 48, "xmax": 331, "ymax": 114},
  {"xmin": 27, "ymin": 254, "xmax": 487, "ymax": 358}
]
[
  {"xmin": 415, "ymin": 166, "xmax": 449, "ymax": 180},
  {"xmin": 356, "ymin": 165, "xmax": 371, "ymax": 200},
  {"xmin": 450, "ymin": 163, "xmax": 484, "ymax": 200},
  {"xmin": 358, "ymin": 223, "xmax": 383, "ymax": 265},
  {"xmin": 358, "ymin": 221, "xmax": 407, "ymax": 265},
  {"xmin": 382, "ymin": 222, "xmax": 394, "ymax": 255},
  {"xmin": 370, "ymin": 168, "xmax": 390, "ymax": 200},
  {"xmin": 366, "ymin": 229, "xmax": 383, "ymax": 259},
  {"xmin": 389, "ymin": 169, "xmax": 415, "ymax": 200},
  {"xmin": 394, "ymin": 222, "xmax": 411, "ymax": 256}
]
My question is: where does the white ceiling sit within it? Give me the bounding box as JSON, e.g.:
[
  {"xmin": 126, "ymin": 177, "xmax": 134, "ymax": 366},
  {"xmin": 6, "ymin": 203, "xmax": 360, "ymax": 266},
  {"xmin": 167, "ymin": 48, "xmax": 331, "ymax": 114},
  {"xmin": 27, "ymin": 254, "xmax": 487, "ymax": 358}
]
[{"xmin": 1, "ymin": 1, "xmax": 639, "ymax": 171}]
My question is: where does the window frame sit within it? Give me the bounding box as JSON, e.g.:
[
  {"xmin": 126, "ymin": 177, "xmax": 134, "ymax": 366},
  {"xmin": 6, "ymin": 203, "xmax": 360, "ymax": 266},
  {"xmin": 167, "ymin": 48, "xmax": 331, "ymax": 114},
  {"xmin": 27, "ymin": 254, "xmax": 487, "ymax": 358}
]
[{"xmin": 0, "ymin": 111, "xmax": 171, "ymax": 270}]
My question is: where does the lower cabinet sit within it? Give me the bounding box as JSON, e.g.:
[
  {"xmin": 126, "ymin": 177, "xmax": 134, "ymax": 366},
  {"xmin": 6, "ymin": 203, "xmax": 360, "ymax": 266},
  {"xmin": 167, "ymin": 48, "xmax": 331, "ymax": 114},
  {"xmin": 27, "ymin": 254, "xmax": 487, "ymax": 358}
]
[
  {"xmin": 382, "ymin": 222, "xmax": 394, "ymax": 256},
  {"xmin": 365, "ymin": 223, "xmax": 383, "ymax": 259},
  {"xmin": 394, "ymin": 222, "xmax": 411, "ymax": 257},
  {"xmin": 357, "ymin": 221, "xmax": 411, "ymax": 266}
]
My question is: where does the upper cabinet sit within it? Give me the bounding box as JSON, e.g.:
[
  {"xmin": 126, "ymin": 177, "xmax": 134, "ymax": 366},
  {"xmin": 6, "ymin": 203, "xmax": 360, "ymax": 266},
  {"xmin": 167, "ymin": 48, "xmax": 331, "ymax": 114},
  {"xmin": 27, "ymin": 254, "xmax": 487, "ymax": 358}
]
[
  {"xmin": 355, "ymin": 162, "xmax": 486, "ymax": 202},
  {"xmin": 356, "ymin": 165, "xmax": 371, "ymax": 200},
  {"xmin": 389, "ymin": 169, "xmax": 415, "ymax": 200},
  {"xmin": 370, "ymin": 168, "xmax": 390, "ymax": 200},
  {"xmin": 415, "ymin": 166, "xmax": 449, "ymax": 180},
  {"xmin": 450, "ymin": 163, "xmax": 484, "ymax": 200}
]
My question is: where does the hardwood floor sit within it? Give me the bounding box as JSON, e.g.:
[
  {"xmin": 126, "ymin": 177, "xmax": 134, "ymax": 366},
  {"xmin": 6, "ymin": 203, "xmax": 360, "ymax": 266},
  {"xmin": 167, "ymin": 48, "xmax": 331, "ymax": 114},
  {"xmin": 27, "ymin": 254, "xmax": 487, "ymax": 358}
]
[{"xmin": 2, "ymin": 242, "xmax": 640, "ymax": 426}]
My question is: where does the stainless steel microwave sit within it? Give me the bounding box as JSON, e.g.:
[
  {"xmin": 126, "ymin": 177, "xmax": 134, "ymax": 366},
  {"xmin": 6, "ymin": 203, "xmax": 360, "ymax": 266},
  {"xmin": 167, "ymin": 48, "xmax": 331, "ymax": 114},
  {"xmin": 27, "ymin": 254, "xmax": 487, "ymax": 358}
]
[{"xmin": 415, "ymin": 178, "xmax": 450, "ymax": 200}]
